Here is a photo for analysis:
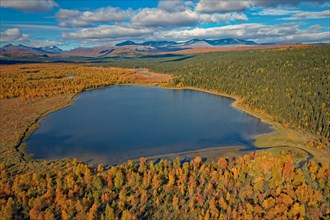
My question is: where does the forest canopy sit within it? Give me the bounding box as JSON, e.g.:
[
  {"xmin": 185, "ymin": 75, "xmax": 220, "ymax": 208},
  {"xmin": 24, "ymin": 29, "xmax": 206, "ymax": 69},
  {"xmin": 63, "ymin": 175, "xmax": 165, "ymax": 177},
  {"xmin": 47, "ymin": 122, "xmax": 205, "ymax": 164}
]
[
  {"xmin": 1, "ymin": 152, "xmax": 329, "ymax": 219},
  {"xmin": 0, "ymin": 46, "xmax": 329, "ymax": 219},
  {"xmin": 108, "ymin": 46, "xmax": 330, "ymax": 147}
]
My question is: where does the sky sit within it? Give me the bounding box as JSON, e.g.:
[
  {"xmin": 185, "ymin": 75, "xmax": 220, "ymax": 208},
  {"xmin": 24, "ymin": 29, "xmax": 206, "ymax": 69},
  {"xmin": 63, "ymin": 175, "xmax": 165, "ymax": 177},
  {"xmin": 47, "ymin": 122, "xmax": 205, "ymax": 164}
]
[{"xmin": 0, "ymin": 0, "xmax": 329, "ymax": 50}]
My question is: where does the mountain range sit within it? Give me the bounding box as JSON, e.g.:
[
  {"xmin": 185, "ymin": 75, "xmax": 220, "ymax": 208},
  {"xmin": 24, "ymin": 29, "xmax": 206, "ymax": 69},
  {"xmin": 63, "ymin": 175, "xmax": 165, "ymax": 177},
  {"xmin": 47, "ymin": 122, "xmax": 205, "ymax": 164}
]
[
  {"xmin": 0, "ymin": 38, "xmax": 262, "ymax": 57},
  {"xmin": 115, "ymin": 38, "xmax": 258, "ymax": 47},
  {"xmin": 0, "ymin": 44, "xmax": 63, "ymax": 55}
]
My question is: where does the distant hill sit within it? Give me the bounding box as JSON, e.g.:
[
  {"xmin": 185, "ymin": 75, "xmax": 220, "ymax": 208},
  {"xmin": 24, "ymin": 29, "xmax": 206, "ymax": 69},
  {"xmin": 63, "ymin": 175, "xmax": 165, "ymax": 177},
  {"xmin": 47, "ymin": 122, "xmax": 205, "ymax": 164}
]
[
  {"xmin": 0, "ymin": 38, "xmax": 262, "ymax": 57},
  {"xmin": 62, "ymin": 46, "xmax": 116, "ymax": 57},
  {"xmin": 116, "ymin": 38, "xmax": 258, "ymax": 47},
  {"xmin": 116, "ymin": 40, "xmax": 178, "ymax": 47},
  {"xmin": 204, "ymin": 38, "xmax": 258, "ymax": 46},
  {"xmin": 0, "ymin": 44, "xmax": 62, "ymax": 55},
  {"xmin": 115, "ymin": 41, "xmax": 139, "ymax": 46},
  {"xmin": 40, "ymin": 46, "xmax": 63, "ymax": 54}
]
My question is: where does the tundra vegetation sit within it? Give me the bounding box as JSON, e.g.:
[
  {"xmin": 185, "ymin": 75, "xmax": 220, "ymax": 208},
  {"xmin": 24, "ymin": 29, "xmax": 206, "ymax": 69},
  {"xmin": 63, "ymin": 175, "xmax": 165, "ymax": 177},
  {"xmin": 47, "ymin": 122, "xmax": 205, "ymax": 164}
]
[{"xmin": 0, "ymin": 46, "xmax": 329, "ymax": 219}]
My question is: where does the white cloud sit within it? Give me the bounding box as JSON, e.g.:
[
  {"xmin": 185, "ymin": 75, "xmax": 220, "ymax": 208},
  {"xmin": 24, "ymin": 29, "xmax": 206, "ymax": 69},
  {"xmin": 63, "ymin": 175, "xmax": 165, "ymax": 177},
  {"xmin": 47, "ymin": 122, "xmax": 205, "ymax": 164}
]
[
  {"xmin": 2, "ymin": 23, "xmax": 70, "ymax": 30},
  {"xmin": 252, "ymin": 0, "xmax": 327, "ymax": 8},
  {"xmin": 0, "ymin": 0, "xmax": 58, "ymax": 12},
  {"xmin": 0, "ymin": 28, "xmax": 30, "ymax": 43},
  {"xmin": 28, "ymin": 40, "xmax": 62, "ymax": 48},
  {"xmin": 258, "ymin": 32, "xmax": 330, "ymax": 43},
  {"xmin": 55, "ymin": 1, "xmax": 249, "ymax": 33},
  {"xmin": 257, "ymin": 8, "xmax": 301, "ymax": 16},
  {"xmin": 309, "ymin": 25, "xmax": 322, "ymax": 32},
  {"xmin": 132, "ymin": 8, "xmax": 199, "ymax": 27},
  {"xmin": 2, "ymin": 0, "xmax": 328, "ymax": 46},
  {"xmin": 153, "ymin": 23, "xmax": 330, "ymax": 43},
  {"xmin": 56, "ymin": 9, "xmax": 89, "ymax": 27},
  {"xmin": 132, "ymin": 8, "xmax": 248, "ymax": 27},
  {"xmin": 281, "ymin": 10, "xmax": 330, "ymax": 20},
  {"xmin": 154, "ymin": 23, "xmax": 265, "ymax": 40},
  {"xmin": 200, "ymin": 12, "xmax": 248, "ymax": 23},
  {"xmin": 196, "ymin": 0, "xmax": 251, "ymax": 13},
  {"xmin": 195, "ymin": 0, "xmax": 328, "ymax": 13},
  {"xmin": 158, "ymin": 0, "xmax": 194, "ymax": 12},
  {"xmin": 62, "ymin": 25, "xmax": 154, "ymax": 39},
  {"xmin": 56, "ymin": 7, "xmax": 133, "ymax": 27},
  {"xmin": 59, "ymin": 3, "xmax": 329, "ymax": 45},
  {"xmin": 254, "ymin": 0, "xmax": 301, "ymax": 7}
]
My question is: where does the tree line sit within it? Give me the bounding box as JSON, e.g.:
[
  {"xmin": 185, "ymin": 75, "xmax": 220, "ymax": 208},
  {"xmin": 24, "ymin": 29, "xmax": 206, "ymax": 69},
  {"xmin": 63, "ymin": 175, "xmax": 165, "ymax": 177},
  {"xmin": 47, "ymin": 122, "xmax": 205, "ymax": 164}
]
[
  {"xmin": 1, "ymin": 152, "xmax": 329, "ymax": 219},
  {"xmin": 0, "ymin": 64, "xmax": 133, "ymax": 99},
  {"xmin": 108, "ymin": 45, "xmax": 330, "ymax": 148}
]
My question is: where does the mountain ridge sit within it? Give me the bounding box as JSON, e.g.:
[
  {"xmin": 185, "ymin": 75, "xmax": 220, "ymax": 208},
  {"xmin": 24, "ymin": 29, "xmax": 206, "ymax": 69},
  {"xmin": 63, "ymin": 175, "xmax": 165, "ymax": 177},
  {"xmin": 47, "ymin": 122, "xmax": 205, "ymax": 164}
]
[
  {"xmin": 115, "ymin": 38, "xmax": 258, "ymax": 47},
  {"xmin": 1, "ymin": 44, "xmax": 63, "ymax": 55},
  {"xmin": 1, "ymin": 38, "xmax": 266, "ymax": 57}
]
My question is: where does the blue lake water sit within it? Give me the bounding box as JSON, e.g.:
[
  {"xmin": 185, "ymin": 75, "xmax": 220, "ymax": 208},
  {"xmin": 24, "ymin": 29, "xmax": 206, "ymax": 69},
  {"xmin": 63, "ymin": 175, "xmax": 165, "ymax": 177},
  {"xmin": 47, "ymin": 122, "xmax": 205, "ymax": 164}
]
[{"xmin": 27, "ymin": 86, "xmax": 272, "ymax": 165}]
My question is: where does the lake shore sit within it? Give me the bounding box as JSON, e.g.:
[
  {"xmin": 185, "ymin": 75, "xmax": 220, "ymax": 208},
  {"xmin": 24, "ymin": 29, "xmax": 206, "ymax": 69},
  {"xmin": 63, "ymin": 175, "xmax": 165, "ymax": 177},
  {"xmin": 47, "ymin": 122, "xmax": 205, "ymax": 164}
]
[
  {"xmin": 0, "ymin": 64, "xmax": 173, "ymax": 168},
  {"xmin": 80, "ymin": 83, "xmax": 329, "ymax": 164},
  {"xmin": 6, "ymin": 66, "xmax": 327, "ymax": 166},
  {"xmin": 157, "ymin": 86, "xmax": 328, "ymax": 163},
  {"xmin": 137, "ymin": 145, "xmax": 245, "ymax": 162}
]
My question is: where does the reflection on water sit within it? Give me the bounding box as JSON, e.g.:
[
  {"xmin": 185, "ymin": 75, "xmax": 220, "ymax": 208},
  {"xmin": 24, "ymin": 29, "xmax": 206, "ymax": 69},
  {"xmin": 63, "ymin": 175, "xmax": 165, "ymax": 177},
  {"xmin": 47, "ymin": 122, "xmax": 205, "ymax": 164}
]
[{"xmin": 27, "ymin": 86, "xmax": 273, "ymax": 165}]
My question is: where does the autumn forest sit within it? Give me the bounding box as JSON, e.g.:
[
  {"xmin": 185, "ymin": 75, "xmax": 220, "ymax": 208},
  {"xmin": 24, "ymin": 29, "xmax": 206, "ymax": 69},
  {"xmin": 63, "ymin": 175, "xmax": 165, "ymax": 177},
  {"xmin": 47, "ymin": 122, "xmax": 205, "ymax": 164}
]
[{"xmin": 0, "ymin": 45, "xmax": 329, "ymax": 219}]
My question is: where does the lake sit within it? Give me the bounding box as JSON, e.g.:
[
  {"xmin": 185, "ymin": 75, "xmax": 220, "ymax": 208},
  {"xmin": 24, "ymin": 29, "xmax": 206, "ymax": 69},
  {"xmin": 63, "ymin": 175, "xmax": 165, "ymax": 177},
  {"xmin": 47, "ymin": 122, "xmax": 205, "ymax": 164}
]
[{"xmin": 27, "ymin": 86, "xmax": 272, "ymax": 165}]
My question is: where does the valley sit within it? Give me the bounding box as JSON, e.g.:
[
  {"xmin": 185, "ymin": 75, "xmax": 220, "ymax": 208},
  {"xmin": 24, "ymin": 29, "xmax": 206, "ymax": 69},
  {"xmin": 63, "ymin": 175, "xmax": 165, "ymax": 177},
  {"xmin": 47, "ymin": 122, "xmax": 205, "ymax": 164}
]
[
  {"xmin": 1, "ymin": 0, "xmax": 330, "ymax": 218},
  {"xmin": 0, "ymin": 44, "xmax": 329, "ymax": 219}
]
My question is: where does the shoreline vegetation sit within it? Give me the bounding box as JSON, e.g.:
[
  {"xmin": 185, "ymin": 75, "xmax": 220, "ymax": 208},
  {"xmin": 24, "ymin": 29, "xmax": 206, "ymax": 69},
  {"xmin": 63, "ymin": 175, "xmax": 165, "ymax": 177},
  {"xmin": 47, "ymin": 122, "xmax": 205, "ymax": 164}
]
[
  {"xmin": 0, "ymin": 64, "xmax": 327, "ymax": 167},
  {"xmin": 162, "ymin": 86, "xmax": 328, "ymax": 164},
  {"xmin": 1, "ymin": 46, "xmax": 329, "ymax": 219},
  {"xmin": 0, "ymin": 64, "xmax": 172, "ymax": 168},
  {"xmin": 5, "ymin": 78, "xmax": 327, "ymax": 167},
  {"xmin": 107, "ymin": 45, "xmax": 330, "ymax": 149}
]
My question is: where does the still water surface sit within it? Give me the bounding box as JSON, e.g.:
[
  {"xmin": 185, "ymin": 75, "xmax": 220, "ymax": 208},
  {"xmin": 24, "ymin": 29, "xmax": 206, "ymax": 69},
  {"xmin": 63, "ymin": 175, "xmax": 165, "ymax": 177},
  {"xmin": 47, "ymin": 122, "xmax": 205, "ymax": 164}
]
[{"xmin": 27, "ymin": 86, "xmax": 272, "ymax": 164}]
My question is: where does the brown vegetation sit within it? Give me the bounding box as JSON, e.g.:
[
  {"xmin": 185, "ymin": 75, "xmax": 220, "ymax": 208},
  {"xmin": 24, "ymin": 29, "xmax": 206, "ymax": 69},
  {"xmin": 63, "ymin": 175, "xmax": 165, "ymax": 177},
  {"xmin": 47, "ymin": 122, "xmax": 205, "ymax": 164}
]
[
  {"xmin": 0, "ymin": 95, "xmax": 74, "ymax": 165},
  {"xmin": 0, "ymin": 64, "xmax": 171, "ymax": 99},
  {"xmin": 0, "ymin": 63, "xmax": 172, "ymax": 167},
  {"xmin": 164, "ymin": 44, "xmax": 314, "ymax": 55},
  {"xmin": 0, "ymin": 152, "xmax": 329, "ymax": 219},
  {"xmin": 0, "ymin": 46, "xmax": 329, "ymax": 219}
]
